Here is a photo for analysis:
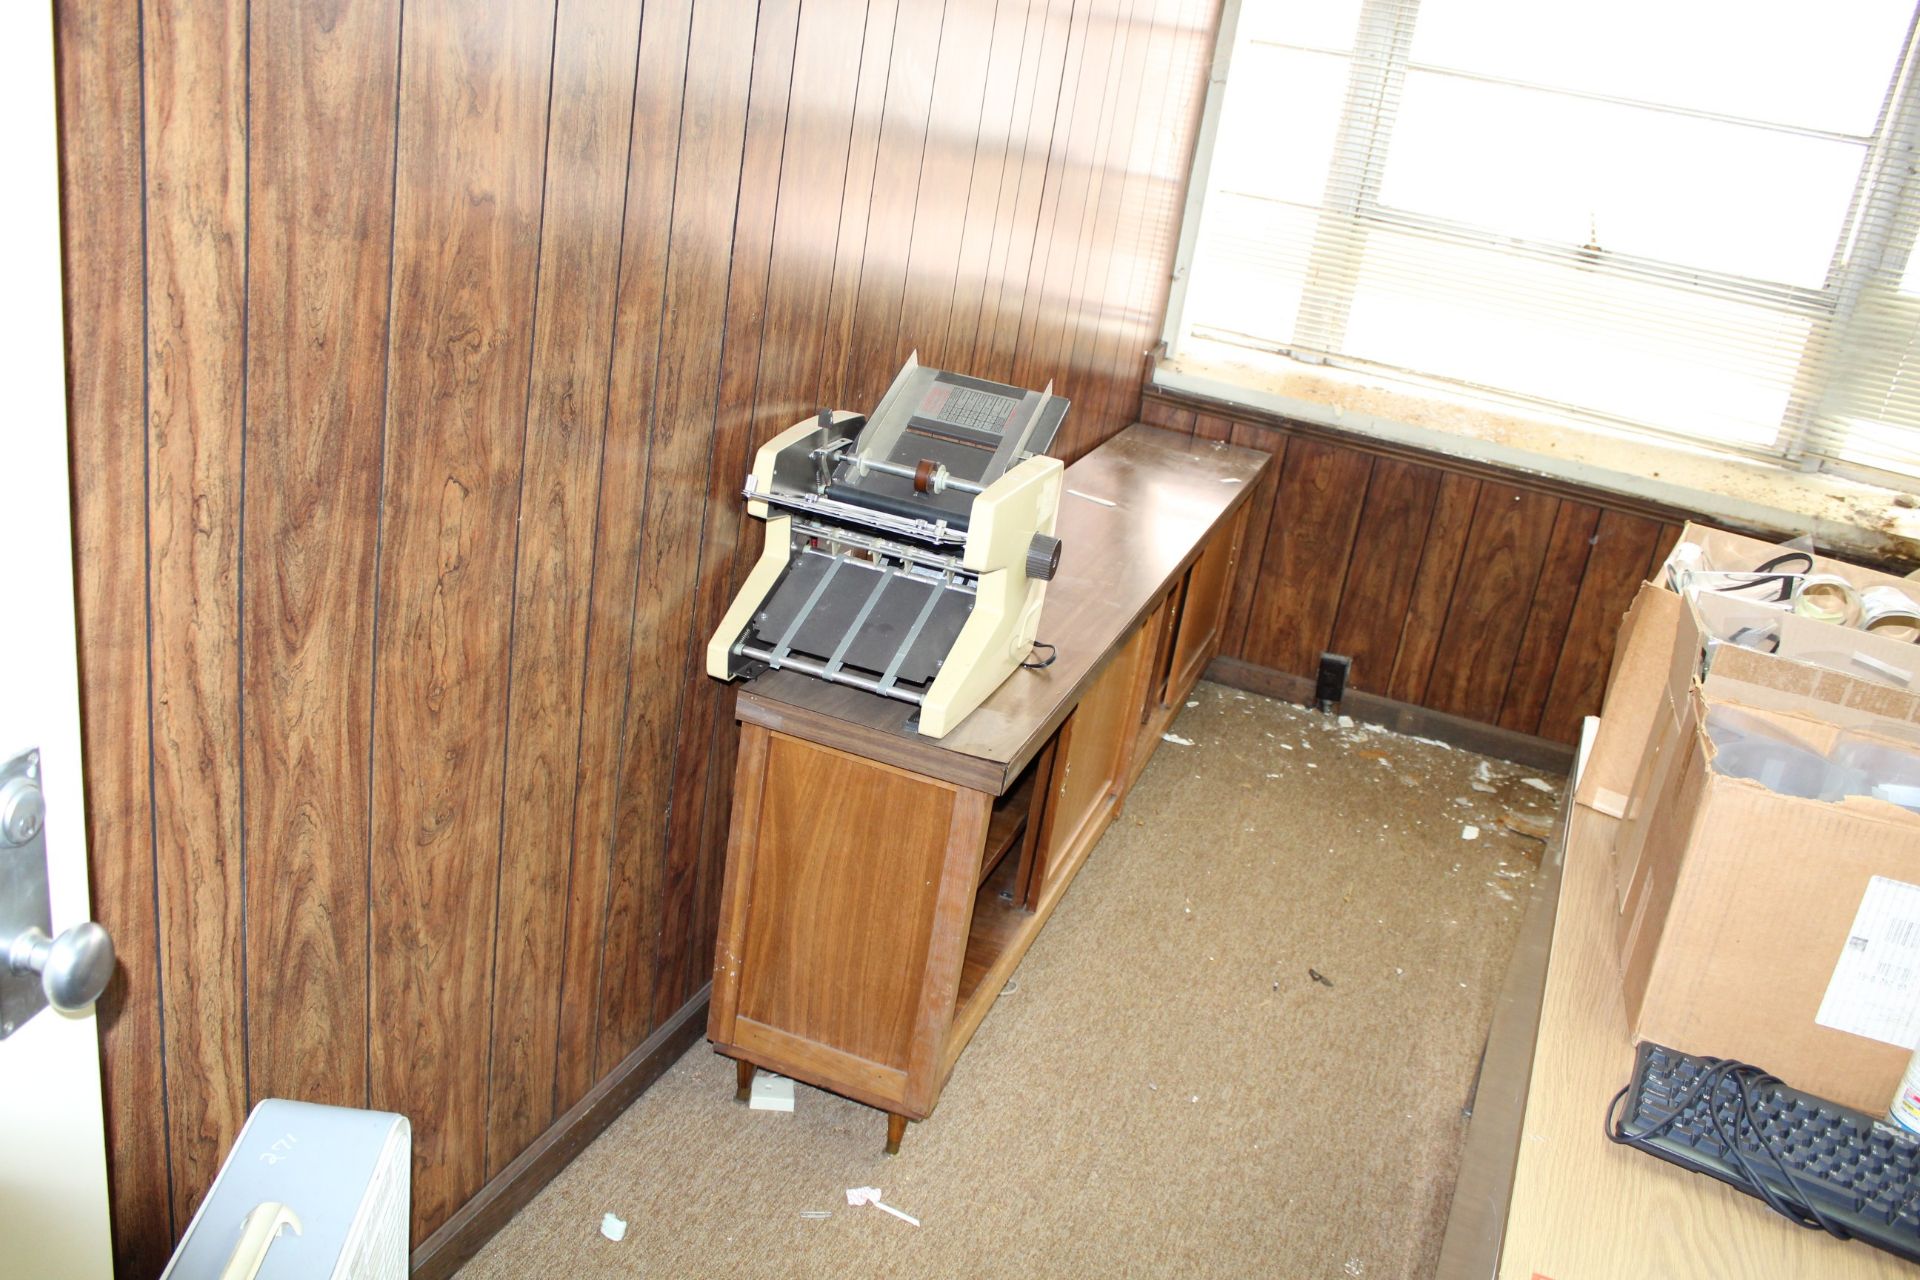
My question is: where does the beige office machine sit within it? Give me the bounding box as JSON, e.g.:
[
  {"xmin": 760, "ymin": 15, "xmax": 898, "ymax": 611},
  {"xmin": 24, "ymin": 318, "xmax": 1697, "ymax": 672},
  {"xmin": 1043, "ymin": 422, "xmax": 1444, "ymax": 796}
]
[{"xmin": 707, "ymin": 357, "xmax": 1068, "ymax": 738}]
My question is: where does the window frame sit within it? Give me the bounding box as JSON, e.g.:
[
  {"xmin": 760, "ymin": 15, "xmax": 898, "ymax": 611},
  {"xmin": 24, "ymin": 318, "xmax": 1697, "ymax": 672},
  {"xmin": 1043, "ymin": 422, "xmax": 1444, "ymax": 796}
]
[{"xmin": 1163, "ymin": 0, "xmax": 1920, "ymax": 481}]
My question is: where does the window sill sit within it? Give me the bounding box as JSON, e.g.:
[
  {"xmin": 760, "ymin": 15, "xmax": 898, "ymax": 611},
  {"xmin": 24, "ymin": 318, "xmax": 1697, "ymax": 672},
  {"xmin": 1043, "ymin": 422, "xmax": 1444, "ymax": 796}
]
[{"xmin": 1154, "ymin": 344, "xmax": 1920, "ymax": 569}]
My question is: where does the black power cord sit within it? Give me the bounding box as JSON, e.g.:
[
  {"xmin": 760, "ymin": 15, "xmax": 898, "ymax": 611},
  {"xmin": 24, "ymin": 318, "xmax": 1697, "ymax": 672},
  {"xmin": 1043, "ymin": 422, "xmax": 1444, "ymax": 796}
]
[
  {"xmin": 1712, "ymin": 550, "xmax": 1815, "ymax": 603},
  {"xmin": 1020, "ymin": 641, "xmax": 1057, "ymax": 671}
]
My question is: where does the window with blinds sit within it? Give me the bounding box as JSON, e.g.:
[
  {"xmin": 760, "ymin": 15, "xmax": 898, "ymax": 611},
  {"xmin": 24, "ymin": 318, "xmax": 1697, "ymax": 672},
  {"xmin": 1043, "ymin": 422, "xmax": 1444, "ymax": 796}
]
[{"xmin": 1168, "ymin": 0, "xmax": 1920, "ymax": 482}]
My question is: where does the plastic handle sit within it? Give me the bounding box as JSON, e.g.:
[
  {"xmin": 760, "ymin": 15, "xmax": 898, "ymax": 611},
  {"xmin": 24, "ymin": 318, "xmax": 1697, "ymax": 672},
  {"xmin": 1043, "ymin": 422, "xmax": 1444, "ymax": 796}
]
[{"xmin": 219, "ymin": 1202, "xmax": 302, "ymax": 1280}]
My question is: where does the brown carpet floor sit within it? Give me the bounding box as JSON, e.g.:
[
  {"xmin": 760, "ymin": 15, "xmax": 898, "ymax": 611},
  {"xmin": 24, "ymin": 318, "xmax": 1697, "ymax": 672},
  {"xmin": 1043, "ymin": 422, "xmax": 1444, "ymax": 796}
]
[{"xmin": 457, "ymin": 681, "xmax": 1559, "ymax": 1280}]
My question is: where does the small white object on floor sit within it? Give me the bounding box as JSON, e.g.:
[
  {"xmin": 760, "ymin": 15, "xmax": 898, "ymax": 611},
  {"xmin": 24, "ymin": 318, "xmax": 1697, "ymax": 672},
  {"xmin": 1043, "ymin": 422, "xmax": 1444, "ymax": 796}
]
[
  {"xmin": 1337, "ymin": 714, "xmax": 1354, "ymax": 729},
  {"xmin": 1186, "ymin": 699, "xmax": 1199, "ymax": 707},
  {"xmin": 1461, "ymin": 824, "xmax": 1480, "ymax": 840},
  {"xmin": 749, "ymin": 1071, "xmax": 795, "ymax": 1112},
  {"xmin": 798, "ymin": 1210, "xmax": 832, "ymax": 1220},
  {"xmin": 600, "ymin": 1213, "xmax": 627, "ymax": 1242},
  {"xmin": 1162, "ymin": 733, "xmax": 1195, "ymax": 746},
  {"xmin": 846, "ymin": 1187, "xmax": 920, "ymax": 1226},
  {"xmin": 1521, "ymin": 776, "xmax": 1557, "ymax": 794}
]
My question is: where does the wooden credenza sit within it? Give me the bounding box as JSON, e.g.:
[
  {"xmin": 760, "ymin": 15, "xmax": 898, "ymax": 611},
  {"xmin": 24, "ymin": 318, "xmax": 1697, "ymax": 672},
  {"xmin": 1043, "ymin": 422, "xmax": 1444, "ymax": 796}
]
[{"xmin": 706, "ymin": 424, "xmax": 1268, "ymax": 1150}]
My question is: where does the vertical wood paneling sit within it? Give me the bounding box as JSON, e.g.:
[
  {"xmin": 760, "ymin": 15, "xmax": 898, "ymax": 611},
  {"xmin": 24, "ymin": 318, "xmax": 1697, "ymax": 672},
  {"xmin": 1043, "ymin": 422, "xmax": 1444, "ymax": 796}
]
[
  {"xmin": 142, "ymin": 0, "xmax": 250, "ymax": 1228},
  {"xmin": 242, "ymin": 0, "xmax": 400, "ymax": 1121},
  {"xmin": 1011, "ymin": 1, "xmax": 1116, "ymax": 395},
  {"xmin": 943, "ymin": 0, "xmax": 1042, "ymax": 368},
  {"xmin": 1326, "ymin": 457, "xmax": 1442, "ymax": 692},
  {"xmin": 1189, "ymin": 413, "xmax": 1232, "ymax": 443},
  {"xmin": 1496, "ymin": 500, "xmax": 1601, "ymax": 734},
  {"xmin": 899, "ymin": 0, "xmax": 1000, "ymax": 369},
  {"xmin": 1386, "ymin": 471, "xmax": 1482, "ymax": 703},
  {"xmin": 485, "ymin": 0, "xmax": 646, "ymax": 1173},
  {"xmin": 969, "ymin": 0, "xmax": 1076, "ymax": 380},
  {"xmin": 551, "ymin": 0, "xmax": 697, "ymax": 1116},
  {"xmin": 367, "ymin": 0, "xmax": 557, "ymax": 1235},
  {"xmin": 751, "ymin": 0, "xmax": 876, "ymax": 428},
  {"xmin": 1136, "ymin": 391, "xmax": 1700, "ymax": 746},
  {"xmin": 1081, "ymin": 0, "xmax": 1170, "ymax": 445},
  {"xmin": 839, "ymin": 0, "xmax": 948, "ymax": 404},
  {"xmin": 1423, "ymin": 484, "xmax": 1562, "ymax": 721},
  {"xmin": 1139, "ymin": 396, "xmax": 1195, "ymax": 433},
  {"xmin": 1102, "ymin": 0, "xmax": 1213, "ymax": 431},
  {"xmin": 598, "ymin": 0, "xmax": 760, "ymax": 1068},
  {"xmin": 55, "ymin": 3, "xmax": 172, "ymax": 1272},
  {"xmin": 1218, "ymin": 421, "xmax": 1286, "ymax": 655},
  {"xmin": 1241, "ymin": 438, "xmax": 1375, "ymax": 674},
  {"xmin": 1538, "ymin": 510, "xmax": 1668, "ymax": 742},
  {"xmin": 1648, "ymin": 521, "xmax": 1684, "ymax": 578},
  {"xmin": 664, "ymin": 0, "xmax": 803, "ymax": 1027},
  {"xmin": 817, "ymin": 0, "xmax": 903, "ymax": 408},
  {"xmin": 1055, "ymin": 0, "xmax": 1146, "ymax": 459},
  {"xmin": 66, "ymin": 1, "xmax": 1224, "ymax": 1263}
]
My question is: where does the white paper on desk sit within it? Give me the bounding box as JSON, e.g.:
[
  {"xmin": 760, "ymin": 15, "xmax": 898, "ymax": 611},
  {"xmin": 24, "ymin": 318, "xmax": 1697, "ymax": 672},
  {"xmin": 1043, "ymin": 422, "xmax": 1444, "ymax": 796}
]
[{"xmin": 1817, "ymin": 876, "xmax": 1920, "ymax": 1048}]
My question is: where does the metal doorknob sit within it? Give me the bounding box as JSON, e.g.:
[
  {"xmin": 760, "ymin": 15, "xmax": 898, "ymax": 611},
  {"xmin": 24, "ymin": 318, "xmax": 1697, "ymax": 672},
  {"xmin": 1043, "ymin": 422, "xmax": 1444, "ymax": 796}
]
[{"xmin": 7, "ymin": 921, "xmax": 114, "ymax": 1013}]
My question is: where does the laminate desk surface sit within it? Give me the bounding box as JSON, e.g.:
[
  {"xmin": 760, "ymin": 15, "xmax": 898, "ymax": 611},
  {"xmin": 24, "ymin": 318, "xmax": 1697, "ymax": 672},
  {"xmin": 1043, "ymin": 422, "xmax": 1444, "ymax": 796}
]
[
  {"xmin": 736, "ymin": 423, "xmax": 1267, "ymax": 794},
  {"xmin": 1499, "ymin": 803, "xmax": 1909, "ymax": 1279}
]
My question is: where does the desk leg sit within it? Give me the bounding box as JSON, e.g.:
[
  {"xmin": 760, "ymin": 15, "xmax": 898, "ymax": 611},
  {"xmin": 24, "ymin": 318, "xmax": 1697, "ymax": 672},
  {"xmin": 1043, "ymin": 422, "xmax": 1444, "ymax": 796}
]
[
  {"xmin": 885, "ymin": 1113, "xmax": 907, "ymax": 1156},
  {"xmin": 735, "ymin": 1057, "xmax": 754, "ymax": 1103}
]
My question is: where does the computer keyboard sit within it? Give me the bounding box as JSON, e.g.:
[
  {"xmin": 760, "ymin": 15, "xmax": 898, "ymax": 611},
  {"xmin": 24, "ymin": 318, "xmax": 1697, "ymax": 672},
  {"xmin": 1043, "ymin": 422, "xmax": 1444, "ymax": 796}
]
[{"xmin": 1608, "ymin": 1041, "xmax": 1920, "ymax": 1265}]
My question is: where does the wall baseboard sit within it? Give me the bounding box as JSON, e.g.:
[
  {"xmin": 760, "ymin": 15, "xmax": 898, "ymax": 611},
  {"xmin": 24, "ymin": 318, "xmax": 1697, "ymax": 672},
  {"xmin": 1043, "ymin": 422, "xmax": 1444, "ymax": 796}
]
[
  {"xmin": 410, "ymin": 989, "xmax": 712, "ymax": 1279},
  {"xmin": 1206, "ymin": 656, "xmax": 1577, "ymax": 774}
]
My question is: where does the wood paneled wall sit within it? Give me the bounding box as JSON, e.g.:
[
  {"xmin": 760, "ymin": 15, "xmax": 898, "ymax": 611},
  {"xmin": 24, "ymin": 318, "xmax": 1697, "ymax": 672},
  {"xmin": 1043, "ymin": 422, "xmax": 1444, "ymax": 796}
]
[
  {"xmin": 55, "ymin": 0, "xmax": 1220, "ymax": 1270},
  {"xmin": 1139, "ymin": 392, "xmax": 1687, "ymax": 745}
]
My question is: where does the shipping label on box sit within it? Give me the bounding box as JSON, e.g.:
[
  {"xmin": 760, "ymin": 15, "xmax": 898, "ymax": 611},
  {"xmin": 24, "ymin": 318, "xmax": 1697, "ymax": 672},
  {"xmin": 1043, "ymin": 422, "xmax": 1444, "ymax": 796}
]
[{"xmin": 1817, "ymin": 875, "xmax": 1920, "ymax": 1050}]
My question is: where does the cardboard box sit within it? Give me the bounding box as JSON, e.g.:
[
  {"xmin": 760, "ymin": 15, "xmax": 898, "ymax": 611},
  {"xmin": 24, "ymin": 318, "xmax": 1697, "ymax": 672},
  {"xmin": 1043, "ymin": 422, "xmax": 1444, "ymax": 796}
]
[
  {"xmin": 1607, "ymin": 584, "xmax": 1920, "ymax": 914},
  {"xmin": 1574, "ymin": 521, "xmax": 1918, "ymax": 825},
  {"xmin": 1572, "ymin": 582, "xmax": 1686, "ymax": 821},
  {"xmin": 1618, "ymin": 688, "xmax": 1920, "ymax": 1113},
  {"xmin": 1668, "ymin": 521, "xmax": 1917, "ymax": 599}
]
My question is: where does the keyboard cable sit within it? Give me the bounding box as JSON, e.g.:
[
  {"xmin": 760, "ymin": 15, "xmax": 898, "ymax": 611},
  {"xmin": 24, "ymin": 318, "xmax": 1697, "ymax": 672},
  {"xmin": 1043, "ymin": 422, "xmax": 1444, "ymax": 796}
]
[{"xmin": 1606, "ymin": 1056, "xmax": 1857, "ymax": 1243}]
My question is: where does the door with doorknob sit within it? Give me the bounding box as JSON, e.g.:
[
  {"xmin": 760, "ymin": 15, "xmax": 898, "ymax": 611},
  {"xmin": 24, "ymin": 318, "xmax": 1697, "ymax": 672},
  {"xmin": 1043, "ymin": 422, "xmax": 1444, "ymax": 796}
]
[{"xmin": 0, "ymin": 3, "xmax": 117, "ymax": 1276}]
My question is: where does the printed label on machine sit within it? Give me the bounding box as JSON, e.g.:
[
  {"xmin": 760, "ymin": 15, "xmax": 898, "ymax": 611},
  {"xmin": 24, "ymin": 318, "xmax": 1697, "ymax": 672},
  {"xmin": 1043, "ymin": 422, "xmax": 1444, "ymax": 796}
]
[{"xmin": 1817, "ymin": 875, "xmax": 1920, "ymax": 1048}]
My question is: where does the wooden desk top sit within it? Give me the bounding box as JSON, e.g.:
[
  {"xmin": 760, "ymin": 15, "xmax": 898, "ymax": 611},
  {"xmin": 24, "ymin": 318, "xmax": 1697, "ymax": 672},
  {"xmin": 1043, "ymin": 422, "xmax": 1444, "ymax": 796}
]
[
  {"xmin": 1498, "ymin": 803, "xmax": 1909, "ymax": 1279},
  {"xmin": 735, "ymin": 423, "xmax": 1269, "ymax": 794}
]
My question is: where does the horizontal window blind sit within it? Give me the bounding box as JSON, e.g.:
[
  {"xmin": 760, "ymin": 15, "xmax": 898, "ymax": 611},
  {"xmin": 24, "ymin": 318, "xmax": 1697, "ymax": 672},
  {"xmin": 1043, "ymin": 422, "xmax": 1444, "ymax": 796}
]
[{"xmin": 1171, "ymin": 0, "xmax": 1920, "ymax": 482}]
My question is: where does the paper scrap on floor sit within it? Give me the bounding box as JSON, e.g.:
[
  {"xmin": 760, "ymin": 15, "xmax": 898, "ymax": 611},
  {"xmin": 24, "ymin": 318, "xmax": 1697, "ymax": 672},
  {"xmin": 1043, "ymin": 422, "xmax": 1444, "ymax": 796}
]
[
  {"xmin": 846, "ymin": 1187, "xmax": 920, "ymax": 1226},
  {"xmin": 749, "ymin": 1071, "xmax": 795, "ymax": 1112}
]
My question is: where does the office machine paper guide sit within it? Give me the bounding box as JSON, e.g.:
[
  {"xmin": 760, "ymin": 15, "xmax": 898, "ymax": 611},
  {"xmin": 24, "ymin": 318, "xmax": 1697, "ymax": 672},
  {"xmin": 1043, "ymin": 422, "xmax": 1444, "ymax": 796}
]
[{"xmin": 708, "ymin": 358, "xmax": 1067, "ymax": 738}]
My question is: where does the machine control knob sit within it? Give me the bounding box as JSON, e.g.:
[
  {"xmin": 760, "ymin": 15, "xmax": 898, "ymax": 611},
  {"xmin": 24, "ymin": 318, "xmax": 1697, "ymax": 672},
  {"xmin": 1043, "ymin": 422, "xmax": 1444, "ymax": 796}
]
[
  {"xmin": 1026, "ymin": 534, "xmax": 1062, "ymax": 582},
  {"xmin": 8, "ymin": 921, "xmax": 115, "ymax": 1013}
]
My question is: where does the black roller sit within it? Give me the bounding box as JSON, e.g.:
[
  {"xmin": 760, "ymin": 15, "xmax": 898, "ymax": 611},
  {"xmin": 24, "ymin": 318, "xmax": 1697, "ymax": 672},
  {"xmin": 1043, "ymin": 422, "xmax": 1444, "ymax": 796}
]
[{"xmin": 1026, "ymin": 533, "xmax": 1062, "ymax": 581}]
